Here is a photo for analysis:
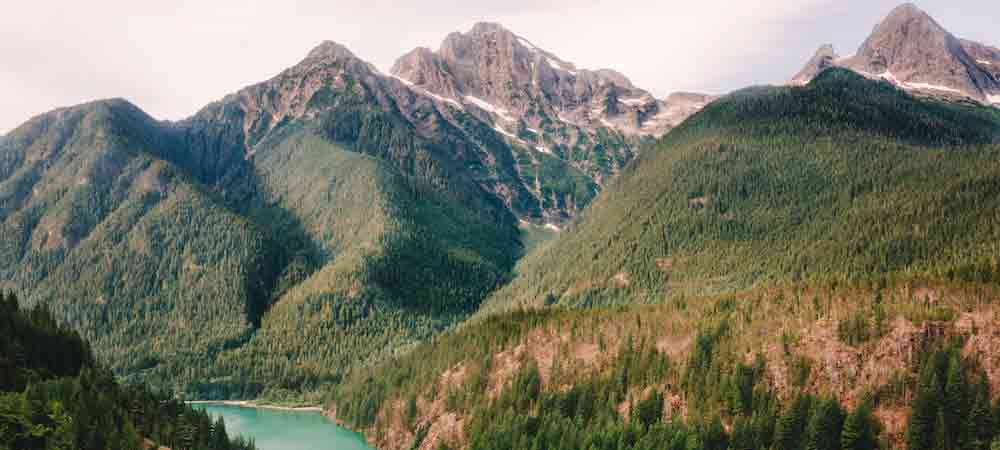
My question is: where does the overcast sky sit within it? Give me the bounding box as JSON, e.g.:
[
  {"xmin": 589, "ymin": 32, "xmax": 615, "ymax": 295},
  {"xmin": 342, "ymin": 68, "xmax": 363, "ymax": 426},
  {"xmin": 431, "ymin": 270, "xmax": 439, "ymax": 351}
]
[{"xmin": 2, "ymin": 0, "xmax": 998, "ymax": 133}]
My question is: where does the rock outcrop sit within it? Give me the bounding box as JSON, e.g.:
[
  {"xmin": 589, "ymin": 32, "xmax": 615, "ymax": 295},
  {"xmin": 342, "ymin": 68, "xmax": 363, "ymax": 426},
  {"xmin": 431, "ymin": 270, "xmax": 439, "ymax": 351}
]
[
  {"xmin": 792, "ymin": 3, "xmax": 1000, "ymax": 105},
  {"xmin": 392, "ymin": 23, "xmax": 713, "ymax": 190}
]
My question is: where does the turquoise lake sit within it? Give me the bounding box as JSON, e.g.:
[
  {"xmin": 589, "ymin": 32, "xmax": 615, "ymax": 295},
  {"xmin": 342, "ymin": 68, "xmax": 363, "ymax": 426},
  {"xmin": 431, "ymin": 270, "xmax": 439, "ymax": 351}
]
[{"xmin": 195, "ymin": 404, "xmax": 374, "ymax": 450}]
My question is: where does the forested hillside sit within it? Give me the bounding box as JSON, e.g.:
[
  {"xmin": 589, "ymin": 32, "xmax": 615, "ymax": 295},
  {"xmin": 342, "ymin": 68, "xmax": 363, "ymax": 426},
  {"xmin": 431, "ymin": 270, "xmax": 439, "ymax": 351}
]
[
  {"xmin": 326, "ymin": 69, "xmax": 1000, "ymax": 449},
  {"xmin": 482, "ymin": 68, "xmax": 1000, "ymax": 314},
  {"xmin": 0, "ymin": 45, "xmax": 525, "ymax": 400},
  {"xmin": 0, "ymin": 291, "xmax": 255, "ymax": 450},
  {"xmin": 0, "ymin": 36, "xmax": 678, "ymax": 401}
]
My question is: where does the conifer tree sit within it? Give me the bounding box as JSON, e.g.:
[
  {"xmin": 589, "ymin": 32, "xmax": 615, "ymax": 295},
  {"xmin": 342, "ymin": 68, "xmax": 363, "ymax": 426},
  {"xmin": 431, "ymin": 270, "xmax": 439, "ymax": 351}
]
[
  {"xmin": 805, "ymin": 398, "xmax": 845, "ymax": 450},
  {"xmin": 775, "ymin": 395, "xmax": 813, "ymax": 450},
  {"xmin": 944, "ymin": 353, "xmax": 969, "ymax": 449},
  {"xmin": 841, "ymin": 402, "xmax": 877, "ymax": 450},
  {"xmin": 907, "ymin": 365, "xmax": 941, "ymax": 450}
]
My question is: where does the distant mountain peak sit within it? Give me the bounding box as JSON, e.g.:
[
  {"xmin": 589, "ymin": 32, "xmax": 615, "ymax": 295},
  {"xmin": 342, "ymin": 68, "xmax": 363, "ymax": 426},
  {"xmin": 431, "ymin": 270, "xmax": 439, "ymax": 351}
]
[
  {"xmin": 883, "ymin": 2, "xmax": 930, "ymax": 21},
  {"xmin": 305, "ymin": 40, "xmax": 359, "ymax": 62},
  {"xmin": 791, "ymin": 3, "xmax": 1000, "ymax": 104},
  {"xmin": 790, "ymin": 44, "xmax": 839, "ymax": 86},
  {"xmin": 468, "ymin": 21, "xmax": 510, "ymax": 35}
]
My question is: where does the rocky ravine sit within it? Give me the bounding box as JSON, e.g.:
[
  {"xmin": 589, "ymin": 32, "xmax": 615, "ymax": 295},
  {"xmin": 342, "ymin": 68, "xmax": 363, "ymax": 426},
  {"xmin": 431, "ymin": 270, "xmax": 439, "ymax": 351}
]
[{"xmin": 792, "ymin": 3, "xmax": 1000, "ymax": 106}]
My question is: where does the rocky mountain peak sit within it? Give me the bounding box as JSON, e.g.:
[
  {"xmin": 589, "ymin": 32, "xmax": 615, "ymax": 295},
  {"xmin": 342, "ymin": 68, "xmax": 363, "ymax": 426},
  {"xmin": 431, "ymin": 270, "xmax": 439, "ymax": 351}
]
[
  {"xmin": 791, "ymin": 3, "xmax": 1000, "ymax": 105},
  {"xmin": 305, "ymin": 40, "xmax": 360, "ymax": 63},
  {"xmin": 884, "ymin": 2, "xmax": 927, "ymax": 20},
  {"xmin": 383, "ymin": 22, "xmax": 714, "ymax": 224},
  {"xmin": 393, "ymin": 22, "xmax": 709, "ymax": 138},
  {"xmin": 790, "ymin": 44, "xmax": 839, "ymax": 86},
  {"xmin": 468, "ymin": 21, "xmax": 511, "ymax": 36}
]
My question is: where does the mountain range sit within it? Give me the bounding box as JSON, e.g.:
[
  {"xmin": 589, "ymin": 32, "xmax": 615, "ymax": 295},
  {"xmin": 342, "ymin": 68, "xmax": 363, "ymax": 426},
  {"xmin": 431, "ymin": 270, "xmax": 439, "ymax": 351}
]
[
  {"xmin": 326, "ymin": 5, "xmax": 1000, "ymax": 449},
  {"xmin": 0, "ymin": 22, "xmax": 709, "ymax": 398},
  {"xmin": 4, "ymin": 3, "xmax": 1000, "ymax": 449}
]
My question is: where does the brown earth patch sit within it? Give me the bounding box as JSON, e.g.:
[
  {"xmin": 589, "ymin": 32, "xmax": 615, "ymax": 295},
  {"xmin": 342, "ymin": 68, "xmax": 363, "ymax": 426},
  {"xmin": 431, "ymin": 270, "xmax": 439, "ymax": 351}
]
[{"xmin": 612, "ymin": 272, "xmax": 631, "ymax": 288}]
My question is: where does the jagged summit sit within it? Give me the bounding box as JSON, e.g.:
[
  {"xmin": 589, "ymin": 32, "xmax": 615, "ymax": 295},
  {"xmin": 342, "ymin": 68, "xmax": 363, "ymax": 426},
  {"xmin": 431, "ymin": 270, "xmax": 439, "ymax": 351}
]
[
  {"xmin": 468, "ymin": 21, "xmax": 509, "ymax": 35},
  {"xmin": 791, "ymin": 3, "xmax": 1000, "ymax": 105},
  {"xmin": 392, "ymin": 22, "xmax": 711, "ymax": 166},
  {"xmin": 305, "ymin": 40, "xmax": 359, "ymax": 62},
  {"xmin": 885, "ymin": 2, "xmax": 926, "ymax": 18},
  {"xmin": 790, "ymin": 44, "xmax": 839, "ymax": 86}
]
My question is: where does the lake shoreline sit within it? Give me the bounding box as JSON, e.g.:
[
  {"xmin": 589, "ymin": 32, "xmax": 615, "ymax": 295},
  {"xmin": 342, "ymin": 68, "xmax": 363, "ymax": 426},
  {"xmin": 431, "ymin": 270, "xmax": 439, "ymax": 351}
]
[
  {"xmin": 186, "ymin": 400, "xmax": 324, "ymax": 412},
  {"xmin": 193, "ymin": 402, "xmax": 373, "ymax": 449}
]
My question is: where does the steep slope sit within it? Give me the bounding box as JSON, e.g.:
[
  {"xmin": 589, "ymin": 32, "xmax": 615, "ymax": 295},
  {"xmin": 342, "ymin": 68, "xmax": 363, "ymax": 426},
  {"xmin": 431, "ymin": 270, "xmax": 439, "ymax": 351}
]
[
  {"xmin": 0, "ymin": 41, "xmax": 532, "ymax": 399},
  {"xmin": 328, "ymin": 69, "xmax": 1000, "ymax": 450},
  {"xmin": 0, "ymin": 99, "xmax": 282, "ymax": 387},
  {"xmin": 392, "ymin": 23, "xmax": 714, "ymax": 222},
  {"xmin": 790, "ymin": 44, "xmax": 839, "ymax": 86},
  {"xmin": 793, "ymin": 3, "xmax": 1000, "ymax": 105},
  {"xmin": 483, "ymin": 68, "xmax": 1000, "ymax": 313}
]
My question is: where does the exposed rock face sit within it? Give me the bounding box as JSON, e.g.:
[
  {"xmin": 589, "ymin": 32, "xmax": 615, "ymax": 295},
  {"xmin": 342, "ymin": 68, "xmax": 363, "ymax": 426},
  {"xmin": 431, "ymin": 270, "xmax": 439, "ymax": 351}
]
[
  {"xmin": 791, "ymin": 3, "xmax": 1000, "ymax": 105},
  {"xmin": 392, "ymin": 22, "xmax": 713, "ymax": 191},
  {"xmin": 790, "ymin": 44, "xmax": 839, "ymax": 86},
  {"xmin": 178, "ymin": 39, "xmax": 580, "ymax": 224}
]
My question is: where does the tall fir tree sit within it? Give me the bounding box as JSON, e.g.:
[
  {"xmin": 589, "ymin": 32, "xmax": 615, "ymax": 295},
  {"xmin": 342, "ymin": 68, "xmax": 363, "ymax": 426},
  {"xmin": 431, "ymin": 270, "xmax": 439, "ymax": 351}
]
[
  {"xmin": 841, "ymin": 401, "xmax": 878, "ymax": 450},
  {"xmin": 805, "ymin": 398, "xmax": 845, "ymax": 450}
]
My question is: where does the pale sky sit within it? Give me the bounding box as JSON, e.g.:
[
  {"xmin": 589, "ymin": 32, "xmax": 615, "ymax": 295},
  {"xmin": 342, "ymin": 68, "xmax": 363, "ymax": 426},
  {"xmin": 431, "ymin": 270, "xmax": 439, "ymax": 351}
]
[{"xmin": 1, "ymin": 0, "xmax": 997, "ymax": 134}]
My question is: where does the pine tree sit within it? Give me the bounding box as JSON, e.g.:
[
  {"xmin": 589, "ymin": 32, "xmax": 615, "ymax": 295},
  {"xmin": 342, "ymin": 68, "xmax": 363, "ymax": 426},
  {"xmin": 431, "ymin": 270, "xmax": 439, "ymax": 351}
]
[
  {"xmin": 841, "ymin": 402, "xmax": 877, "ymax": 450},
  {"xmin": 702, "ymin": 416, "xmax": 729, "ymax": 450},
  {"xmin": 805, "ymin": 398, "xmax": 845, "ymax": 450},
  {"xmin": 907, "ymin": 365, "xmax": 941, "ymax": 450},
  {"xmin": 775, "ymin": 395, "xmax": 813, "ymax": 450},
  {"xmin": 211, "ymin": 415, "xmax": 230, "ymax": 450},
  {"xmin": 967, "ymin": 379, "xmax": 995, "ymax": 450},
  {"xmin": 944, "ymin": 353, "xmax": 969, "ymax": 449}
]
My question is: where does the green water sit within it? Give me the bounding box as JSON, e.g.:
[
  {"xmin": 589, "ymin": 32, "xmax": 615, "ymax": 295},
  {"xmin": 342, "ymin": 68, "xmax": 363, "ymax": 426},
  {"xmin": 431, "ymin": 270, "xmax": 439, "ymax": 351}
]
[{"xmin": 195, "ymin": 404, "xmax": 373, "ymax": 450}]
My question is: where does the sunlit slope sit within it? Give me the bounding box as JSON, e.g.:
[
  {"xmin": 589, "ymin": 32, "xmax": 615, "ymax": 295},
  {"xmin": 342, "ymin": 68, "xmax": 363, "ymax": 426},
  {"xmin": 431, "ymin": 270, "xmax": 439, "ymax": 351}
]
[
  {"xmin": 0, "ymin": 98, "xmax": 522, "ymax": 398},
  {"xmin": 482, "ymin": 69, "xmax": 1000, "ymax": 313}
]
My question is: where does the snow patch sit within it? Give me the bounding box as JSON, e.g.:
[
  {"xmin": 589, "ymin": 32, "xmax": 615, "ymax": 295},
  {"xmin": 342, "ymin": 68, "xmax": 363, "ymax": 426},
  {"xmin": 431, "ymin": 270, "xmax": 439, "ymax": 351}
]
[
  {"xmin": 987, "ymin": 93, "xmax": 1000, "ymax": 105},
  {"xmin": 464, "ymin": 95, "xmax": 515, "ymax": 121},
  {"xmin": 978, "ymin": 59, "xmax": 994, "ymax": 66},
  {"xmin": 879, "ymin": 71, "xmax": 900, "ymax": 85},
  {"xmin": 525, "ymin": 128, "xmax": 539, "ymax": 134},
  {"xmin": 493, "ymin": 126, "xmax": 518, "ymax": 139},
  {"xmin": 544, "ymin": 56, "xmax": 577, "ymax": 75},
  {"xmin": 545, "ymin": 223, "xmax": 562, "ymax": 232},
  {"xmin": 535, "ymin": 145, "xmax": 552, "ymax": 154},
  {"xmin": 599, "ymin": 117, "xmax": 615, "ymax": 128},
  {"xmin": 878, "ymin": 72, "xmax": 963, "ymax": 95},
  {"xmin": 619, "ymin": 97, "xmax": 649, "ymax": 106},
  {"xmin": 389, "ymin": 74, "xmax": 414, "ymax": 87},
  {"xmin": 903, "ymin": 81, "xmax": 962, "ymax": 94},
  {"xmin": 517, "ymin": 37, "xmax": 539, "ymax": 52},
  {"xmin": 391, "ymin": 74, "xmax": 463, "ymax": 108}
]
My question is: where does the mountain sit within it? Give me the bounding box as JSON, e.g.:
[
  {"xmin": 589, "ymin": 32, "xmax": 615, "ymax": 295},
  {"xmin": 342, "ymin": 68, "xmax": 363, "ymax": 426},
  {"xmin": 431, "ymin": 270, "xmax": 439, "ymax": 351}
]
[
  {"xmin": 1, "ymin": 20, "xmax": 709, "ymax": 399},
  {"xmin": 328, "ymin": 69, "xmax": 1000, "ymax": 450},
  {"xmin": 790, "ymin": 44, "xmax": 838, "ymax": 86},
  {"xmin": 0, "ymin": 40, "xmax": 530, "ymax": 399},
  {"xmin": 392, "ymin": 23, "xmax": 713, "ymax": 198},
  {"xmin": 792, "ymin": 3, "xmax": 1000, "ymax": 105},
  {"xmin": 483, "ymin": 68, "xmax": 1000, "ymax": 313}
]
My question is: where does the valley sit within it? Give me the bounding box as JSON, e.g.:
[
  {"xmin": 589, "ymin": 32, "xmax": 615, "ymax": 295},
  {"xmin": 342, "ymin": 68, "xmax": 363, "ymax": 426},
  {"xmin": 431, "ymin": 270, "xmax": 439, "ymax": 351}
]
[{"xmin": 3, "ymin": 2, "xmax": 1000, "ymax": 450}]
